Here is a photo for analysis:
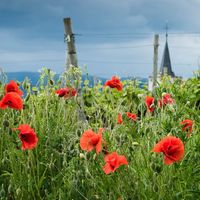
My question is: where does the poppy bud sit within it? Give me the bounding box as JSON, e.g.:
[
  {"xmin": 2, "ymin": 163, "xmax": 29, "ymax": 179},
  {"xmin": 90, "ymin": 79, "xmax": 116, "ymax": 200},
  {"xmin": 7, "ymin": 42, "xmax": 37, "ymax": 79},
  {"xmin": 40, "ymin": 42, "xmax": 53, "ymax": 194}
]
[
  {"xmin": 32, "ymin": 87, "xmax": 38, "ymax": 92},
  {"xmin": 79, "ymin": 153, "xmax": 85, "ymax": 159},
  {"xmin": 132, "ymin": 142, "xmax": 139, "ymax": 146},
  {"xmin": 49, "ymin": 79, "xmax": 54, "ymax": 85},
  {"xmin": 162, "ymin": 92, "xmax": 167, "ymax": 97},
  {"xmin": 93, "ymin": 153, "xmax": 97, "ymax": 160},
  {"xmin": 3, "ymin": 120, "xmax": 9, "ymax": 128},
  {"xmin": 22, "ymin": 80, "xmax": 30, "ymax": 90},
  {"xmin": 104, "ymin": 86, "xmax": 110, "ymax": 93},
  {"xmin": 137, "ymin": 93, "xmax": 144, "ymax": 98}
]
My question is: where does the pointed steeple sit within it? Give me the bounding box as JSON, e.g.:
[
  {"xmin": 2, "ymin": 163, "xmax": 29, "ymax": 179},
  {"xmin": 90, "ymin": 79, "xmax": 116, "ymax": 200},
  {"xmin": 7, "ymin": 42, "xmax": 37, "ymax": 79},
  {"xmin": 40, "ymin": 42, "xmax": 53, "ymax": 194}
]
[{"xmin": 160, "ymin": 24, "xmax": 175, "ymax": 77}]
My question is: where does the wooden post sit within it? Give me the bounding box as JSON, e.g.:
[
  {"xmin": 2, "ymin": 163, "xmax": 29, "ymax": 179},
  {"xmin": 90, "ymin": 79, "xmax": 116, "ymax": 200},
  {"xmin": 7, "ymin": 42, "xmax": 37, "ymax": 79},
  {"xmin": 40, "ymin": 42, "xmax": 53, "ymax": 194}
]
[
  {"xmin": 63, "ymin": 17, "xmax": 78, "ymax": 70},
  {"xmin": 153, "ymin": 34, "xmax": 159, "ymax": 88},
  {"xmin": 63, "ymin": 18, "xmax": 87, "ymax": 123}
]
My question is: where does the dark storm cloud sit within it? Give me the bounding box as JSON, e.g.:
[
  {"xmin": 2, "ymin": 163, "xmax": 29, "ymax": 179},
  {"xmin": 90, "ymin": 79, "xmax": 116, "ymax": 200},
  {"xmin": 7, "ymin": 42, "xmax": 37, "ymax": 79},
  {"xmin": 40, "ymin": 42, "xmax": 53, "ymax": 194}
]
[
  {"xmin": 1, "ymin": 0, "xmax": 200, "ymax": 39},
  {"xmin": 0, "ymin": 0, "xmax": 199, "ymax": 77}
]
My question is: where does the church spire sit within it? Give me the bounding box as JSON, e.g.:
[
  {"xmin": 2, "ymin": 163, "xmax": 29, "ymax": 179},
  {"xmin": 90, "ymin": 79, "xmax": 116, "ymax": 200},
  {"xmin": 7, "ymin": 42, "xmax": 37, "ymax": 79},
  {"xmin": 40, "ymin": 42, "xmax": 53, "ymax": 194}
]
[
  {"xmin": 165, "ymin": 22, "xmax": 168, "ymax": 41},
  {"xmin": 160, "ymin": 23, "xmax": 175, "ymax": 77}
]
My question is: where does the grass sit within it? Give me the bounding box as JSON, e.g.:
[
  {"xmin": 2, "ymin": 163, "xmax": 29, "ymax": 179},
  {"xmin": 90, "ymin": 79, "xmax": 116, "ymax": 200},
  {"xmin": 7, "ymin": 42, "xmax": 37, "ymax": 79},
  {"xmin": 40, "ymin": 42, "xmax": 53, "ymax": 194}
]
[{"xmin": 0, "ymin": 67, "xmax": 199, "ymax": 200}]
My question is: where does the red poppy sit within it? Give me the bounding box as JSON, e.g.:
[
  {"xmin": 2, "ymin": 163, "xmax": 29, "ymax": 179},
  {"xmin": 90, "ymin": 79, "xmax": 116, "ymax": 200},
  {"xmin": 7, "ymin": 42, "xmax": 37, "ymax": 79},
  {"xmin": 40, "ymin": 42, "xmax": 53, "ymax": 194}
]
[
  {"xmin": 117, "ymin": 113, "xmax": 123, "ymax": 124},
  {"xmin": 55, "ymin": 87, "xmax": 77, "ymax": 98},
  {"xmin": 152, "ymin": 136, "xmax": 184, "ymax": 165},
  {"xmin": 180, "ymin": 119, "xmax": 193, "ymax": 136},
  {"xmin": 80, "ymin": 128, "xmax": 104, "ymax": 154},
  {"xmin": 163, "ymin": 93, "xmax": 174, "ymax": 104},
  {"xmin": 0, "ymin": 92, "xmax": 23, "ymax": 110},
  {"xmin": 126, "ymin": 112, "xmax": 137, "ymax": 121},
  {"xmin": 5, "ymin": 80, "xmax": 23, "ymax": 96},
  {"xmin": 104, "ymin": 76, "xmax": 123, "ymax": 91},
  {"xmin": 145, "ymin": 96, "xmax": 155, "ymax": 112},
  {"xmin": 13, "ymin": 124, "xmax": 38, "ymax": 150},
  {"xmin": 158, "ymin": 93, "xmax": 174, "ymax": 108},
  {"xmin": 103, "ymin": 152, "xmax": 128, "ymax": 174}
]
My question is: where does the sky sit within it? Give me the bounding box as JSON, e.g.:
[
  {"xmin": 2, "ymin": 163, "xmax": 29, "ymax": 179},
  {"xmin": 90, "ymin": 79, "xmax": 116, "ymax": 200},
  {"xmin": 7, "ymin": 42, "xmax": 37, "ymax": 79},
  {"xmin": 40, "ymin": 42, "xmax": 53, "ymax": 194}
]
[{"xmin": 0, "ymin": 0, "xmax": 200, "ymax": 78}]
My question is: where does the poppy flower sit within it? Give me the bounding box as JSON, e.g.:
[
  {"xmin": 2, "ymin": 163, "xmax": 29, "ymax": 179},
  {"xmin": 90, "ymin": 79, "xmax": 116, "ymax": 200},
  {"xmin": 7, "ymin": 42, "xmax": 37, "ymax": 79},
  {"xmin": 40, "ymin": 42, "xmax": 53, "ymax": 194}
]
[
  {"xmin": 145, "ymin": 96, "xmax": 155, "ymax": 112},
  {"xmin": 80, "ymin": 128, "xmax": 104, "ymax": 154},
  {"xmin": 117, "ymin": 113, "xmax": 123, "ymax": 124},
  {"xmin": 126, "ymin": 112, "xmax": 137, "ymax": 121},
  {"xmin": 13, "ymin": 124, "xmax": 38, "ymax": 150},
  {"xmin": 103, "ymin": 152, "xmax": 128, "ymax": 174},
  {"xmin": 55, "ymin": 87, "xmax": 77, "ymax": 98},
  {"xmin": 180, "ymin": 119, "xmax": 193, "ymax": 136},
  {"xmin": 163, "ymin": 93, "xmax": 174, "ymax": 104},
  {"xmin": 0, "ymin": 92, "xmax": 23, "ymax": 110},
  {"xmin": 5, "ymin": 80, "xmax": 23, "ymax": 96},
  {"xmin": 104, "ymin": 76, "xmax": 123, "ymax": 91},
  {"xmin": 152, "ymin": 136, "xmax": 184, "ymax": 165},
  {"xmin": 158, "ymin": 93, "xmax": 175, "ymax": 108}
]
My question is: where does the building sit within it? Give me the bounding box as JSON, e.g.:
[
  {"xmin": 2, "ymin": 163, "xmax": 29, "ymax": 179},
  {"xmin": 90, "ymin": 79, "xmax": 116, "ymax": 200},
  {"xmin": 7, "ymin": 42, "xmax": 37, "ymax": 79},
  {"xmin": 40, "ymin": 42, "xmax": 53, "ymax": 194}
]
[{"xmin": 160, "ymin": 34, "xmax": 175, "ymax": 77}]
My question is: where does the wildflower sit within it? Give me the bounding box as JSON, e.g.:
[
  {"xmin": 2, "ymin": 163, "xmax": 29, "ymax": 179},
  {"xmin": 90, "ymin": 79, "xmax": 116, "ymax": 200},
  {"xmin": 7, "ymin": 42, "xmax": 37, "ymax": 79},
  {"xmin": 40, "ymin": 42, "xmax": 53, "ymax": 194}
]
[
  {"xmin": 5, "ymin": 80, "xmax": 23, "ymax": 96},
  {"xmin": 145, "ymin": 96, "xmax": 155, "ymax": 112},
  {"xmin": 104, "ymin": 76, "xmax": 123, "ymax": 91},
  {"xmin": 103, "ymin": 152, "xmax": 128, "ymax": 174},
  {"xmin": 152, "ymin": 136, "xmax": 184, "ymax": 165},
  {"xmin": 158, "ymin": 93, "xmax": 174, "ymax": 108},
  {"xmin": 180, "ymin": 119, "xmax": 193, "ymax": 136},
  {"xmin": 0, "ymin": 92, "xmax": 23, "ymax": 110},
  {"xmin": 55, "ymin": 87, "xmax": 77, "ymax": 98},
  {"xmin": 13, "ymin": 124, "xmax": 38, "ymax": 150},
  {"xmin": 162, "ymin": 93, "xmax": 174, "ymax": 105},
  {"xmin": 117, "ymin": 113, "xmax": 123, "ymax": 124},
  {"xmin": 126, "ymin": 112, "xmax": 137, "ymax": 121},
  {"xmin": 80, "ymin": 128, "xmax": 104, "ymax": 154}
]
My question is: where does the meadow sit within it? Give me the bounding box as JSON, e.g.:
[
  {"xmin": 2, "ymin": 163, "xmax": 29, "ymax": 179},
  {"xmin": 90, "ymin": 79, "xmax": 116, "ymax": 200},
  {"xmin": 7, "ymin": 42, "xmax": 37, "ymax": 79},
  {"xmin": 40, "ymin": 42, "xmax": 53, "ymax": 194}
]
[{"xmin": 0, "ymin": 67, "xmax": 199, "ymax": 200}]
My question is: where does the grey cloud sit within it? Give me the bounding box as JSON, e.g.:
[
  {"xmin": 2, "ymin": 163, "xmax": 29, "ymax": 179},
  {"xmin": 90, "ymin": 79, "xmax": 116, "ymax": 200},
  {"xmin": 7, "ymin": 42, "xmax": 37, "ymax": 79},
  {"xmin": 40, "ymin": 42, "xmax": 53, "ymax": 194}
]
[{"xmin": 0, "ymin": 0, "xmax": 199, "ymax": 78}]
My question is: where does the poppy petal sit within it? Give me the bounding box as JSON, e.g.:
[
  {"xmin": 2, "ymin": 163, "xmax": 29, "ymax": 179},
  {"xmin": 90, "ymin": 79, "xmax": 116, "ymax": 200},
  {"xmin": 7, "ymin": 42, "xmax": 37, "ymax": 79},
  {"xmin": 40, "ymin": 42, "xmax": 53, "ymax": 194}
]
[
  {"xmin": 103, "ymin": 163, "xmax": 113, "ymax": 174},
  {"xmin": 164, "ymin": 156, "xmax": 174, "ymax": 165},
  {"xmin": 80, "ymin": 130, "xmax": 96, "ymax": 151},
  {"xmin": 118, "ymin": 155, "xmax": 128, "ymax": 165},
  {"xmin": 152, "ymin": 142, "xmax": 163, "ymax": 152}
]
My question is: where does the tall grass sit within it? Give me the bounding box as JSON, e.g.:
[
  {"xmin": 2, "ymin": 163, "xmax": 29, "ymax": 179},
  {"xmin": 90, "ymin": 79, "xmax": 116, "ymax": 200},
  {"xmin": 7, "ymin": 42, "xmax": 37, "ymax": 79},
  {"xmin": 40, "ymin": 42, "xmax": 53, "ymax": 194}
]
[{"xmin": 0, "ymin": 68, "xmax": 199, "ymax": 200}]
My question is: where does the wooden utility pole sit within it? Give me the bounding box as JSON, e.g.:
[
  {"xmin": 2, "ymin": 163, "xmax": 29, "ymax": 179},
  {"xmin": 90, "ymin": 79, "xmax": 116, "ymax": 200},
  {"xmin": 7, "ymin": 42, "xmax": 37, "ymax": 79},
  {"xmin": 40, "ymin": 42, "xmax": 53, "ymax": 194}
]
[
  {"xmin": 63, "ymin": 17, "xmax": 78, "ymax": 70},
  {"xmin": 153, "ymin": 34, "xmax": 159, "ymax": 88}
]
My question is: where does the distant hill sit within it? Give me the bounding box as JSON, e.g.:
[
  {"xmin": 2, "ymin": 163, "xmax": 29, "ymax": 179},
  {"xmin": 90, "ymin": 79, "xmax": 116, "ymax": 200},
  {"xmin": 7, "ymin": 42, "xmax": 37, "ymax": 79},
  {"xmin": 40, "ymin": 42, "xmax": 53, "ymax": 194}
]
[
  {"xmin": 3, "ymin": 72, "xmax": 148, "ymax": 87},
  {"xmin": 5, "ymin": 72, "xmax": 42, "ymax": 86},
  {"xmin": 4, "ymin": 72, "xmax": 106, "ymax": 86}
]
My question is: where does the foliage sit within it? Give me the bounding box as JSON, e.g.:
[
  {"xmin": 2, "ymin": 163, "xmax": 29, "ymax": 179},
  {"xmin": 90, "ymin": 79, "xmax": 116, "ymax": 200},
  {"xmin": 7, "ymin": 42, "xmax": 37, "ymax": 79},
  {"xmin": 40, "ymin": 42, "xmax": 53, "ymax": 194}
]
[{"xmin": 0, "ymin": 68, "xmax": 199, "ymax": 200}]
